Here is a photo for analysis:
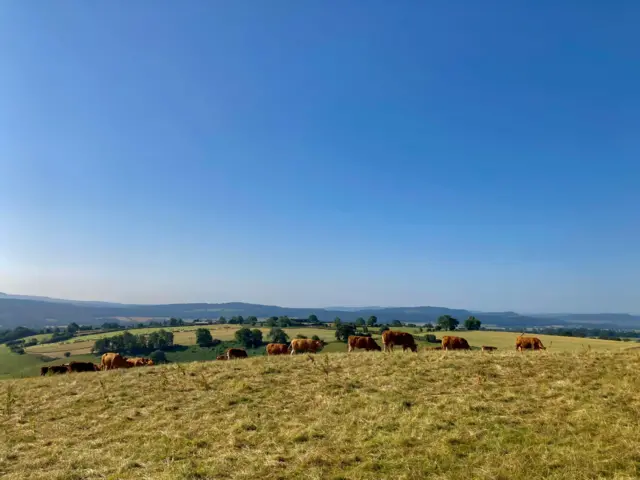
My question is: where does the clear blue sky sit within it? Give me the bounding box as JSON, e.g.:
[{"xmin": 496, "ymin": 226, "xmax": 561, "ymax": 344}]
[{"xmin": 1, "ymin": 2, "xmax": 638, "ymax": 312}]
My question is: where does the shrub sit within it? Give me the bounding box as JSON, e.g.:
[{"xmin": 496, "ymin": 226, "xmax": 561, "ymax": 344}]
[
  {"xmin": 335, "ymin": 324, "xmax": 356, "ymax": 342},
  {"xmin": 64, "ymin": 352, "xmax": 71, "ymax": 358},
  {"xmin": 195, "ymin": 328, "xmax": 214, "ymax": 347},
  {"xmin": 311, "ymin": 335, "xmax": 321, "ymax": 341},
  {"xmin": 268, "ymin": 328, "xmax": 289, "ymax": 344},
  {"xmin": 295, "ymin": 334, "xmax": 308, "ymax": 339},
  {"xmin": 149, "ymin": 350, "xmax": 167, "ymax": 364}
]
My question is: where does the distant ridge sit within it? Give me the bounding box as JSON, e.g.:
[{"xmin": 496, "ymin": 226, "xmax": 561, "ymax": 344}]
[{"xmin": 1, "ymin": 292, "xmax": 640, "ymax": 330}]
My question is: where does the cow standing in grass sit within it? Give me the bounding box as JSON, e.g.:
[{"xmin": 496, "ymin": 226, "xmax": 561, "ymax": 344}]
[
  {"xmin": 289, "ymin": 339, "xmax": 324, "ymax": 355},
  {"xmin": 266, "ymin": 343, "xmax": 290, "ymax": 356},
  {"xmin": 441, "ymin": 336, "xmax": 471, "ymax": 351},
  {"xmin": 347, "ymin": 336, "xmax": 381, "ymax": 352},
  {"xmin": 516, "ymin": 336, "xmax": 545, "ymax": 351},
  {"xmin": 381, "ymin": 331, "xmax": 417, "ymax": 353},
  {"xmin": 100, "ymin": 353, "xmax": 131, "ymax": 370},
  {"xmin": 226, "ymin": 348, "xmax": 248, "ymax": 359},
  {"xmin": 67, "ymin": 361, "xmax": 100, "ymax": 372}
]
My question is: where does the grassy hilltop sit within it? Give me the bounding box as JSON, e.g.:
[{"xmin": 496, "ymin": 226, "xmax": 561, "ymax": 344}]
[{"xmin": 1, "ymin": 350, "xmax": 640, "ymax": 479}]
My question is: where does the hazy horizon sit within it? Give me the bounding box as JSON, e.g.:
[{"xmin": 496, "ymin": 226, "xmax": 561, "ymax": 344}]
[{"xmin": 1, "ymin": 2, "xmax": 638, "ymax": 313}]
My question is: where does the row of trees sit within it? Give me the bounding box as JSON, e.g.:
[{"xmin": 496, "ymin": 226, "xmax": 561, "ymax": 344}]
[{"xmin": 92, "ymin": 330, "xmax": 174, "ymax": 355}]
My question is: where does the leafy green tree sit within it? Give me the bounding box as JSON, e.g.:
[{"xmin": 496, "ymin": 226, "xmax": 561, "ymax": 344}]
[
  {"xmin": 425, "ymin": 323, "xmax": 434, "ymax": 331},
  {"xmin": 149, "ymin": 350, "xmax": 167, "ymax": 364},
  {"xmin": 278, "ymin": 316, "xmax": 292, "ymax": 327},
  {"xmin": 464, "ymin": 316, "xmax": 482, "ymax": 331},
  {"xmin": 195, "ymin": 328, "xmax": 214, "ymax": 347},
  {"xmin": 235, "ymin": 327, "xmax": 253, "ymax": 347},
  {"xmin": 355, "ymin": 317, "xmax": 365, "ymax": 328},
  {"xmin": 366, "ymin": 316, "xmax": 377, "ymax": 327},
  {"xmin": 379, "ymin": 325, "xmax": 389, "ymax": 334},
  {"xmin": 333, "ymin": 317, "xmax": 342, "ymax": 328},
  {"xmin": 251, "ymin": 329, "xmax": 263, "ymax": 347},
  {"xmin": 268, "ymin": 327, "xmax": 289, "ymax": 344},
  {"xmin": 335, "ymin": 324, "xmax": 356, "ymax": 342},
  {"xmin": 265, "ymin": 317, "xmax": 277, "ymax": 327},
  {"xmin": 437, "ymin": 315, "xmax": 459, "ymax": 331},
  {"xmin": 308, "ymin": 314, "xmax": 319, "ymax": 323},
  {"xmin": 391, "ymin": 320, "xmax": 403, "ymax": 327},
  {"xmin": 311, "ymin": 335, "xmax": 321, "ymax": 341},
  {"xmin": 169, "ymin": 318, "xmax": 180, "ymax": 326},
  {"xmin": 245, "ymin": 316, "xmax": 258, "ymax": 326},
  {"xmin": 218, "ymin": 316, "xmax": 227, "ymax": 324},
  {"xmin": 67, "ymin": 322, "xmax": 80, "ymax": 334}
]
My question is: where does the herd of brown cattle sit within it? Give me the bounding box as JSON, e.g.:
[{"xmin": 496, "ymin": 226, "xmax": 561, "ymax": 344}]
[
  {"xmin": 40, "ymin": 353, "xmax": 154, "ymax": 375},
  {"xmin": 40, "ymin": 333, "xmax": 546, "ymax": 374}
]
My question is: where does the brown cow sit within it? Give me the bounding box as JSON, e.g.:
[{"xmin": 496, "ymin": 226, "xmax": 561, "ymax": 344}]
[
  {"xmin": 216, "ymin": 354, "xmax": 227, "ymax": 361},
  {"xmin": 126, "ymin": 357, "xmax": 154, "ymax": 367},
  {"xmin": 347, "ymin": 336, "xmax": 382, "ymax": 352},
  {"xmin": 289, "ymin": 339, "xmax": 324, "ymax": 355},
  {"xmin": 266, "ymin": 343, "xmax": 290, "ymax": 356},
  {"xmin": 516, "ymin": 336, "xmax": 545, "ymax": 351},
  {"xmin": 67, "ymin": 361, "xmax": 100, "ymax": 373},
  {"xmin": 100, "ymin": 352, "xmax": 131, "ymax": 370},
  {"xmin": 441, "ymin": 336, "xmax": 471, "ymax": 350},
  {"xmin": 226, "ymin": 348, "xmax": 248, "ymax": 359},
  {"xmin": 381, "ymin": 330, "xmax": 417, "ymax": 352},
  {"xmin": 481, "ymin": 346, "xmax": 497, "ymax": 352}
]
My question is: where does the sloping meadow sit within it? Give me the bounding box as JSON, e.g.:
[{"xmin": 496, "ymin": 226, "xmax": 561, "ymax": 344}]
[{"xmin": 1, "ymin": 350, "xmax": 639, "ymax": 479}]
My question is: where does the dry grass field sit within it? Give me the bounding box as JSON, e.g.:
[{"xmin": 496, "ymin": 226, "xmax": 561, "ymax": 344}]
[{"xmin": 1, "ymin": 350, "xmax": 639, "ymax": 479}]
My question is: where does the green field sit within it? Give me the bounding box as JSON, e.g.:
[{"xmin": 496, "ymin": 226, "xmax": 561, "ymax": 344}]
[{"xmin": 1, "ymin": 350, "xmax": 639, "ymax": 479}]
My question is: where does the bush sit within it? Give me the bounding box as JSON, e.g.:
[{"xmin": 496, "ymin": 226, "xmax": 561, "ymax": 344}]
[
  {"xmin": 195, "ymin": 328, "xmax": 214, "ymax": 347},
  {"xmin": 295, "ymin": 334, "xmax": 308, "ymax": 339},
  {"xmin": 235, "ymin": 328, "xmax": 263, "ymax": 348},
  {"xmin": 268, "ymin": 328, "xmax": 289, "ymax": 344},
  {"xmin": 426, "ymin": 334, "xmax": 437, "ymax": 343},
  {"xmin": 335, "ymin": 324, "xmax": 356, "ymax": 342},
  {"xmin": 379, "ymin": 325, "xmax": 390, "ymax": 334},
  {"xmin": 64, "ymin": 352, "xmax": 71, "ymax": 358},
  {"xmin": 311, "ymin": 335, "xmax": 321, "ymax": 341},
  {"xmin": 149, "ymin": 350, "xmax": 167, "ymax": 364}
]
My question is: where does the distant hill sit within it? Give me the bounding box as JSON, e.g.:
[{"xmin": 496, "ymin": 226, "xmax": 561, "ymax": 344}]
[{"xmin": 1, "ymin": 293, "xmax": 640, "ymax": 330}]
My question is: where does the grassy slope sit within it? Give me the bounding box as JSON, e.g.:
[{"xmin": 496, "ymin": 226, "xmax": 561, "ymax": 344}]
[{"xmin": 1, "ymin": 350, "xmax": 640, "ymax": 479}]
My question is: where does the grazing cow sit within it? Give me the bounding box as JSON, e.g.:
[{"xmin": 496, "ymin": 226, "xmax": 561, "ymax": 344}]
[
  {"xmin": 266, "ymin": 343, "xmax": 290, "ymax": 356},
  {"xmin": 289, "ymin": 339, "xmax": 324, "ymax": 355},
  {"xmin": 67, "ymin": 361, "xmax": 99, "ymax": 373},
  {"xmin": 381, "ymin": 330, "xmax": 417, "ymax": 353},
  {"xmin": 226, "ymin": 348, "xmax": 248, "ymax": 359},
  {"xmin": 216, "ymin": 354, "xmax": 227, "ymax": 361},
  {"xmin": 347, "ymin": 336, "xmax": 382, "ymax": 352},
  {"xmin": 516, "ymin": 336, "xmax": 545, "ymax": 351},
  {"xmin": 481, "ymin": 346, "xmax": 497, "ymax": 352},
  {"xmin": 441, "ymin": 336, "xmax": 471, "ymax": 351},
  {"xmin": 41, "ymin": 365, "xmax": 69, "ymax": 375},
  {"xmin": 100, "ymin": 352, "xmax": 131, "ymax": 370},
  {"xmin": 126, "ymin": 357, "xmax": 153, "ymax": 367}
]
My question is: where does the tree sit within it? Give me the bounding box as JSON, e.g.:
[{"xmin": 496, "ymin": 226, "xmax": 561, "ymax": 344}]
[
  {"xmin": 195, "ymin": 328, "xmax": 214, "ymax": 347},
  {"xmin": 437, "ymin": 315, "xmax": 459, "ymax": 331},
  {"xmin": 67, "ymin": 322, "xmax": 80, "ymax": 334},
  {"xmin": 64, "ymin": 351, "xmax": 71, "ymax": 357},
  {"xmin": 333, "ymin": 317, "xmax": 342, "ymax": 328},
  {"xmin": 278, "ymin": 316, "xmax": 292, "ymax": 327},
  {"xmin": 308, "ymin": 314, "xmax": 319, "ymax": 323},
  {"xmin": 235, "ymin": 327, "xmax": 261, "ymax": 348},
  {"xmin": 265, "ymin": 317, "xmax": 277, "ymax": 327},
  {"xmin": 367, "ymin": 316, "xmax": 377, "ymax": 327},
  {"xmin": 425, "ymin": 323, "xmax": 434, "ymax": 331},
  {"xmin": 355, "ymin": 318, "xmax": 365, "ymax": 328},
  {"xmin": 268, "ymin": 327, "xmax": 289, "ymax": 344},
  {"xmin": 251, "ymin": 329, "xmax": 263, "ymax": 347},
  {"xmin": 464, "ymin": 316, "xmax": 482, "ymax": 331},
  {"xmin": 169, "ymin": 318, "xmax": 180, "ymax": 327},
  {"xmin": 311, "ymin": 335, "xmax": 321, "ymax": 341},
  {"xmin": 245, "ymin": 316, "xmax": 258, "ymax": 326},
  {"xmin": 379, "ymin": 325, "xmax": 389, "ymax": 334},
  {"xmin": 391, "ymin": 320, "xmax": 403, "ymax": 327},
  {"xmin": 149, "ymin": 350, "xmax": 167, "ymax": 364},
  {"xmin": 335, "ymin": 324, "xmax": 356, "ymax": 342},
  {"xmin": 218, "ymin": 316, "xmax": 227, "ymax": 324}
]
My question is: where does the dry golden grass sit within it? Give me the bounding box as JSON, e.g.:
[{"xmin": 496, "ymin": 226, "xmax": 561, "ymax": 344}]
[{"xmin": 2, "ymin": 350, "xmax": 640, "ymax": 479}]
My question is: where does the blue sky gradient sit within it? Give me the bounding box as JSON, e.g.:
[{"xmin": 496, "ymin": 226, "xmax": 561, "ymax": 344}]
[{"xmin": 1, "ymin": 2, "xmax": 638, "ymax": 311}]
